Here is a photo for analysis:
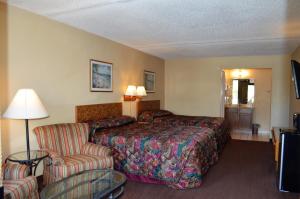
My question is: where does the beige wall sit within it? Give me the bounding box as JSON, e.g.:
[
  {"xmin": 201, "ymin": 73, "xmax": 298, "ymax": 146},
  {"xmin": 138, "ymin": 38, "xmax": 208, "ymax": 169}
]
[
  {"xmin": 223, "ymin": 69, "xmax": 272, "ymax": 131},
  {"xmin": 1, "ymin": 5, "xmax": 165, "ymax": 168},
  {"xmin": 165, "ymin": 55, "xmax": 291, "ymax": 129},
  {"xmin": 0, "ymin": 2, "xmax": 8, "ymax": 185},
  {"xmin": 290, "ymin": 46, "xmax": 300, "ymax": 126}
]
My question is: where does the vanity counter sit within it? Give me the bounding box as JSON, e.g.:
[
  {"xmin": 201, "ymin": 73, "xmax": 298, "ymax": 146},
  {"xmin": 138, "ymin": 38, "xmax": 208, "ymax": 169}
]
[{"xmin": 225, "ymin": 104, "xmax": 254, "ymax": 109}]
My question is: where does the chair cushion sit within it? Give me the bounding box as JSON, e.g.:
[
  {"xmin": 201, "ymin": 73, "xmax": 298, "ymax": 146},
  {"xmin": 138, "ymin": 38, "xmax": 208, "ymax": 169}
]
[
  {"xmin": 53, "ymin": 154, "xmax": 113, "ymax": 178},
  {"xmin": 4, "ymin": 176, "xmax": 38, "ymax": 199}
]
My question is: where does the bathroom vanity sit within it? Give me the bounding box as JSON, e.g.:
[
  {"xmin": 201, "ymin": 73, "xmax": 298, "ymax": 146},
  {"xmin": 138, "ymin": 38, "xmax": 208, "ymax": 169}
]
[{"xmin": 225, "ymin": 104, "xmax": 254, "ymax": 130}]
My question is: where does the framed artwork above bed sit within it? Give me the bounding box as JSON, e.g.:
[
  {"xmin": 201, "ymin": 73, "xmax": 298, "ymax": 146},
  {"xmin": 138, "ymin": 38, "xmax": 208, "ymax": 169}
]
[
  {"xmin": 90, "ymin": 59, "xmax": 113, "ymax": 92},
  {"xmin": 144, "ymin": 70, "xmax": 155, "ymax": 93}
]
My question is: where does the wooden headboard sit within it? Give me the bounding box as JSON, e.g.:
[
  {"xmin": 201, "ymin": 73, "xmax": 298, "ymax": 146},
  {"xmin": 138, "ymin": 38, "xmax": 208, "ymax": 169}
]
[
  {"xmin": 75, "ymin": 103, "xmax": 122, "ymax": 123},
  {"xmin": 137, "ymin": 100, "xmax": 160, "ymax": 116}
]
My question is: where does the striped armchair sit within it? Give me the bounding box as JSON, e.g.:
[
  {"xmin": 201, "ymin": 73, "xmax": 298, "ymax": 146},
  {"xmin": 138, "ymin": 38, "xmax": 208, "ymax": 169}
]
[
  {"xmin": 3, "ymin": 163, "xmax": 39, "ymax": 199},
  {"xmin": 33, "ymin": 123, "xmax": 114, "ymax": 185}
]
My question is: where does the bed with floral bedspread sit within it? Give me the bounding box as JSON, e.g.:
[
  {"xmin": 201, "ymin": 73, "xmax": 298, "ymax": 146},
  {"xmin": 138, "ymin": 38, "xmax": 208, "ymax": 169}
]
[
  {"xmin": 92, "ymin": 119, "xmax": 218, "ymax": 189},
  {"xmin": 138, "ymin": 110, "xmax": 231, "ymax": 152}
]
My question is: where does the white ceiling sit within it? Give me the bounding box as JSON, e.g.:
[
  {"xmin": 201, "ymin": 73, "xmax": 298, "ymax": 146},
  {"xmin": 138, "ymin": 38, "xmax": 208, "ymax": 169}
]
[{"xmin": 5, "ymin": 0, "xmax": 300, "ymax": 59}]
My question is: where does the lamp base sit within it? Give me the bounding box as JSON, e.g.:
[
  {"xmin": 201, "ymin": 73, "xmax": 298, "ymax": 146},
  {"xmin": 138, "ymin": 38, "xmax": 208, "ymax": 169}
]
[
  {"xmin": 124, "ymin": 95, "xmax": 136, "ymax": 101},
  {"xmin": 25, "ymin": 119, "xmax": 32, "ymax": 175}
]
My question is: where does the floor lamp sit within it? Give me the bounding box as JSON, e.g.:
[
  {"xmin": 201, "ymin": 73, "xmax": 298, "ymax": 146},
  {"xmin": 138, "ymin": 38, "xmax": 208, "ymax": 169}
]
[{"xmin": 3, "ymin": 89, "xmax": 48, "ymax": 161}]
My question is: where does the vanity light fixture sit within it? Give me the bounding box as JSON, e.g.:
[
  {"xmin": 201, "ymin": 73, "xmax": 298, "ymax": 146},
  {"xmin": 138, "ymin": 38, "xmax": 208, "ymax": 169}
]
[{"xmin": 232, "ymin": 69, "xmax": 249, "ymax": 79}]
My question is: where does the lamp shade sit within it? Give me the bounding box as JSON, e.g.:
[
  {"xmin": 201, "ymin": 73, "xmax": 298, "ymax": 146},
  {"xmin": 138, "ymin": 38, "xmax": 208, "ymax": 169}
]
[
  {"xmin": 136, "ymin": 86, "xmax": 147, "ymax": 96},
  {"xmin": 125, "ymin": 85, "xmax": 137, "ymax": 96},
  {"xmin": 3, "ymin": 89, "xmax": 48, "ymax": 119}
]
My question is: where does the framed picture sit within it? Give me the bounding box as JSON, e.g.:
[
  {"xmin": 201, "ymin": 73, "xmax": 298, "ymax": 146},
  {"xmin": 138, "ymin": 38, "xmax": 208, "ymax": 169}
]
[
  {"xmin": 90, "ymin": 60, "xmax": 113, "ymax": 92},
  {"xmin": 144, "ymin": 70, "xmax": 155, "ymax": 93}
]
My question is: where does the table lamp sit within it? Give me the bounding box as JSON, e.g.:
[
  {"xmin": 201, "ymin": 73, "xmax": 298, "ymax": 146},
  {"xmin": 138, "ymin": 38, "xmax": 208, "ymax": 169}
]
[{"xmin": 3, "ymin": 89, "xmax": 48, "ymax": 160}]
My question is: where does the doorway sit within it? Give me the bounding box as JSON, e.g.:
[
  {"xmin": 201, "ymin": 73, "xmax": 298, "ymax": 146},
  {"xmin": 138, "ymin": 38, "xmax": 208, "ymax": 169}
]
[{"xmin": 222, "ymin": 69, "xmax": 272, "ymax": 142}]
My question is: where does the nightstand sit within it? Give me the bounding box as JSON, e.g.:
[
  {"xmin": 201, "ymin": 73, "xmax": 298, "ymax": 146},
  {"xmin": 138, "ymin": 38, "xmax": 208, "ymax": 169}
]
[{"xmin": 5, "ymin": 150, "xmax": 49, "ymax": 175}]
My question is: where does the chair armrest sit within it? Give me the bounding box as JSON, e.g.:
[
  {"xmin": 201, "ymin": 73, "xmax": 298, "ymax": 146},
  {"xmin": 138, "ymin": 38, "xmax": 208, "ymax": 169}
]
[
  {"xmin": 42, "ymin": 149, "xmax": 65, "ymax": 166},
  {"xmin": 3, "ymin": 163, "xmax": 30, "ymax": 180},
  {"xmin": 80, "ymin": 143, "xmax": 112, "ymax": 157}
]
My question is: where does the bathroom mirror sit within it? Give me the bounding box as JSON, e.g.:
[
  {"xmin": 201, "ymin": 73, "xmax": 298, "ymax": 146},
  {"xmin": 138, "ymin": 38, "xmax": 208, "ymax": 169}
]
[{"xmin": 232, "ymin": 79, "xmax": 255, "ymax": 104}]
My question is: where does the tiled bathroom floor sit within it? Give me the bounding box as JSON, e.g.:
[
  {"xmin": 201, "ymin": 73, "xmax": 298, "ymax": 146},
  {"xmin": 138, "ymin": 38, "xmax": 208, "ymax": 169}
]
[{"xmin": 231, "ymin": 130, "xmax": 270, "ymax": 142}]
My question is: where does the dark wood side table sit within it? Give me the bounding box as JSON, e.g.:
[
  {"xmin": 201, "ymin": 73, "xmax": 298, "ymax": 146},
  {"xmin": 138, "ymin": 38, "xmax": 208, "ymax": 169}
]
[{"xmin": 5, "ymin": 150, "xmax": 49, "ymax": 176}]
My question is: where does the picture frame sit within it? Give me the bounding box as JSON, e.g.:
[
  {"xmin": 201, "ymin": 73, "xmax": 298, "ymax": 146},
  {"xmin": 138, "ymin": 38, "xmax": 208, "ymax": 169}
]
[
  {"xmin": 90, "ymin": 59, "xmax": 113, "ymax": 92},
  {"xmin": 144, "ymin": 70, "xmax": 156, "ymax": 93}
]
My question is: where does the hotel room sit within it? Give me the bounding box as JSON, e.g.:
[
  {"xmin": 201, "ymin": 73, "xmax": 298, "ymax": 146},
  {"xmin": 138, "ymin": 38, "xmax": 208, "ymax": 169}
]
[{"xmin": 0, "ymin": 0, "xmax": 300, "ymax": 198}]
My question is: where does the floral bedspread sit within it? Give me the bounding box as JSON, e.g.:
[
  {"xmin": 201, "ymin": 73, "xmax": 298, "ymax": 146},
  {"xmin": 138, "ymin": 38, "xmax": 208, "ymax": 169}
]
[
  {"xmin": 93, "ymin": 123, "xmax": 218, "ymax": 189},
  {"xmin": 153, "ymin": 115, "xmax": 223, "ymax": 130},
  {"xmin": 153, "ymin": 115, "xmax": 231, "ymax": 152}
]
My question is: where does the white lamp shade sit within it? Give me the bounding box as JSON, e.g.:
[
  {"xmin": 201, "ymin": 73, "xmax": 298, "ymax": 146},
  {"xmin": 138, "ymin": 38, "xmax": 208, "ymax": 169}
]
[
  {"xmin": 3, "ymin": 89, "xmax": 49, "ymax": 119},
  {"xmin": 136, "ymin": 86, "xmax": 147, "ymax": 96},
  {"xmin": 125, "ymin": 85, "xmax": 137, "ymax": 96}
]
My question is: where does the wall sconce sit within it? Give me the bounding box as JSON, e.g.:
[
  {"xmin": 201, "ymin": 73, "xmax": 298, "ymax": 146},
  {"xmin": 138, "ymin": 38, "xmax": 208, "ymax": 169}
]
[
  {"xmin": 124, "ymin": 85, "xmax": 147, "ymax": 101},
  {"xmin": 136, "ymin": 86, "xmax": 147, "ymax": 99},
  {"xmin": 124, "ymin": 85, "xmax": 137, "ymax": 101}
]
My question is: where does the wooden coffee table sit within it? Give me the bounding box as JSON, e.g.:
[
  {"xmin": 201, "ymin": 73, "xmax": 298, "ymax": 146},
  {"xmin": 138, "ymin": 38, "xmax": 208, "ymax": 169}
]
[{"xmin": 40, "ymin": 169, "xmax": 126, "ymax": 199}]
